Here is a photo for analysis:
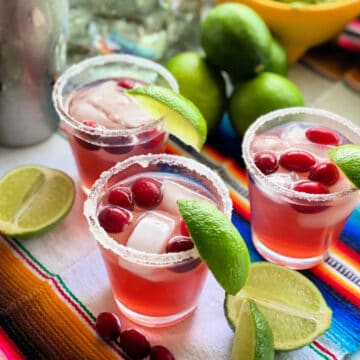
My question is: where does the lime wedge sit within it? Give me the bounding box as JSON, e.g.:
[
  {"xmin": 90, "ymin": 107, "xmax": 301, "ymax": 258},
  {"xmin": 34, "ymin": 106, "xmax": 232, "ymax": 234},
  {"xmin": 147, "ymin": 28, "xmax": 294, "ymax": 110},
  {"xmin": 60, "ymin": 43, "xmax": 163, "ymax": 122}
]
[
  {"xmin": 0, "ymin": 165, "xmax": 75, "ymax": 238},
  {"xmin": 177, "ymin": 199, "xmax": 250, "ymax": 295},
  {"xmin": 126, "ymin": 86, "xmax": 207, "ymax": 151},
  {"xmin": 231, "ymin": 299, "xmax": 274, "ymax": 360},
  {"xmin": 225, "ymin": 262, "xmax": 332, "ymax": 350},
  {"xmin": 328, "ymin": 144, "xmax": 360, "ymax": 189}
]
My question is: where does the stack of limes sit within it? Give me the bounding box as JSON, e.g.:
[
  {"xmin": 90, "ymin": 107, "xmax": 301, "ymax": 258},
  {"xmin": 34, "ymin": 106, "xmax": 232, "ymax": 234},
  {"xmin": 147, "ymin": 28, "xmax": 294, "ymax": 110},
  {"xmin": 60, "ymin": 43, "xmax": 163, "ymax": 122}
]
[{"xmin": 165, "ymin": 2, "xmax": 304, "ymax": 138}]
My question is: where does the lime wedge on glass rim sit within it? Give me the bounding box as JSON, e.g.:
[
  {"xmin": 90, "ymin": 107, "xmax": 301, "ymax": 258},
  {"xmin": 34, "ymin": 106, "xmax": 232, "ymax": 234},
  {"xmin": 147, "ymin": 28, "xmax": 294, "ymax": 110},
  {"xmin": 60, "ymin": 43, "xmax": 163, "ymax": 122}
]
[
  {"xmin": 225, "ymin": 262, "xmax": 332, "ymax": 351},
  {"xmin": 126, "ymin": 86, "xmax": 207, "ymax": 151},
  {"xmin": 231, "ymin": 298, "xmax": 274, "ymax": 360},
  {"xmin": 177, "ymin": 199, "xmax": 250, "ymax": 295},
  {"xmin": 0, "ymin": 165, "xmax": 75, "ymax": 238},
  {"xmin": 328, "ymin": 144, "xmax": 360, "ymax": 189}
]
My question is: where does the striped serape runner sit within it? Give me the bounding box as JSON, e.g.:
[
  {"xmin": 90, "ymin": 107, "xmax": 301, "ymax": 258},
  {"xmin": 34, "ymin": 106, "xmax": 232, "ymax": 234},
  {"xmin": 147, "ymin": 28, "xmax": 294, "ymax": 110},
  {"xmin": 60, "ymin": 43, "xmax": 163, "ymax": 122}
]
[{"xmin": 0, "ymin": 134, "xmax": 359, "ymax": 359}]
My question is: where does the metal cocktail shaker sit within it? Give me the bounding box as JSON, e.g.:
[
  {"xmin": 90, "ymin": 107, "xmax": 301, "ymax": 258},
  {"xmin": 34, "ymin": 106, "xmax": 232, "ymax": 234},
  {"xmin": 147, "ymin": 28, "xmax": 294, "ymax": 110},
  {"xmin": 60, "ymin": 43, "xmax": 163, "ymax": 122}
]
[{"xmin": 0, "ymin": 0, "xmax": 68, "ymax": 147}]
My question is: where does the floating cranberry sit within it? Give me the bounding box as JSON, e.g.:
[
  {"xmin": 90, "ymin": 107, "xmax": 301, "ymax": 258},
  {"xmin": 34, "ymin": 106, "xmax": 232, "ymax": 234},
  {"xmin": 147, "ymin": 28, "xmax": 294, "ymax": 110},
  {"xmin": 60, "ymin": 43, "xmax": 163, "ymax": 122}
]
[
  {"xmin": 82, "ymin": 120, "xmax": 98, "ymax": 128},
  {"xmin": 166, "ymin": 236, "xmax": 194, "ymax": 253},
  {"xmin": 95, "ymin": 312, "xmax": 121, "ymax": 341},
  {"xmin": 104, "ymin": 135, "xmax": 135, "ymax": 154},
  {"xmin": 117, "ymin": 78, "xmax": 135, "ymax": 89},
  {"xmin": 254, "ymin": 151, "xmax": 279, "ymax": 175},
  {"xmin": 150, "ymin": 345, "xmax": 175, "ymax": 360},
  {"xmin": 120, "ymin": 329, "xmax": 151, "ymax": 359},
  {"xmin": 279, "ymin": 150, "xmax": 316, "ymax": 172},
  {"xmin": 98, "ymin": 206, "xmax": 131, "ymax": 233},
  {"xmin": 108, "ymin": 187, "xmax": 134, "ymax": 209},
  {"xmin": 291, "ymin": 180, "xmax": 330, "ymax": 213},
  {"xmin": 305, "ymin": 127, "xmax": 340, "ymax": 146},
  {"xmin": 308, "ymin": 162, "xmax": 340, "ymax": 186},
  {"xmin": 132, "ymin": 177, "xmax": 162, "ymax": 208},
  {"xmin": 75, "ymin": 120, "xmax": 100, "ymax": 151},
  {"xmin": 141, "ymin": 130, "xmax": 167, "ymax": 150},
  {"xmin": 180, "ymin": 219, "xmax": 190, "ymax": 237}
]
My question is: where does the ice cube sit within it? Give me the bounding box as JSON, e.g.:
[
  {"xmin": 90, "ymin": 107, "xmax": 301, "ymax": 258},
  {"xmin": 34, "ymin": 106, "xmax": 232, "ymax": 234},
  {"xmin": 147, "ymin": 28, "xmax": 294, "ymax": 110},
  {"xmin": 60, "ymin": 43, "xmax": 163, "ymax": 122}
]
[
  {"xmin": 251, "ymin": 134, "xmax": 286, "ymax": 154},
  {"xmin": 159, "ymin": 180, "xmax": 212, "ymax": 215},
  {"xmin": 127, "ymin": 211, "xmax": 174, "ymax": 254}
]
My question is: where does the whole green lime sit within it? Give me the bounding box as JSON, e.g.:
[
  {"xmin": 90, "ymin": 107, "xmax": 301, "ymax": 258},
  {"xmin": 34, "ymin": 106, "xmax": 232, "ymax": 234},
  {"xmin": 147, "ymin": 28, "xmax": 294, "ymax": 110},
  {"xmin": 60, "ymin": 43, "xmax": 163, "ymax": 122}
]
[
  {"xmin": 201, "ymin": 3, "xmax": 272, "ymax": 81},
  {"xmin": 265, "ymin": 37, "xmax": 288, "ymax": 76},
  {"xmin": 229, "ymin": 72, "xmax": 304, "ymax": 137},
  {"xmin": 166, "ymin": 51, "xmax": 226, "ymax": 133}
]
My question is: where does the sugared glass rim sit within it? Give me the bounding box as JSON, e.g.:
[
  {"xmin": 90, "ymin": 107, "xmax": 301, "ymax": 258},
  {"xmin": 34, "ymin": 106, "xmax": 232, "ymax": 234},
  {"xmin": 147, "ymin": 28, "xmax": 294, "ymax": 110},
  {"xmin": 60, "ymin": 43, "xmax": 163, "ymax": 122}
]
[
  {"xmin": 242, "ymin": 107, "xmax": 360, "ymax": 202},
  {"xmin": 84, "ymin": 154, "xmax": 232, "ymax": 266},
  {"xmin": 52, "ymin": 54, "xmax": 179, "ymax": 138}
]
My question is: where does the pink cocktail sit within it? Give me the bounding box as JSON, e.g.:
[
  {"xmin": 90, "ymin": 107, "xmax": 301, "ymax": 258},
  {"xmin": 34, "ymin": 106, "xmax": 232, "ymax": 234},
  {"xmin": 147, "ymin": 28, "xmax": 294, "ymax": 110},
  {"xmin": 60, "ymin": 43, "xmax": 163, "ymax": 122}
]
[
  {"xmin": 53, "ymin": 54, "xmax": 178, "ymax": 193},
  {"xmin": 84, "ymin": 154, "xmax": 232, "ymax": 327},
  {"xmin": 242, "ymin": 107, "xmax": 360, "ymax": 269}
]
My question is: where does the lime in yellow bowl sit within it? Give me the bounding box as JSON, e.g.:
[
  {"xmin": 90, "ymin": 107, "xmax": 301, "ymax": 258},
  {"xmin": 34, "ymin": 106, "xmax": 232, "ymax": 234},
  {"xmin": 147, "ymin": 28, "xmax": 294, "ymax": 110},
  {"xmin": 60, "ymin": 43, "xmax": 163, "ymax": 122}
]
[{"xmin": 218, "ymin": 0, "xmax": 360, "ymax": 63}]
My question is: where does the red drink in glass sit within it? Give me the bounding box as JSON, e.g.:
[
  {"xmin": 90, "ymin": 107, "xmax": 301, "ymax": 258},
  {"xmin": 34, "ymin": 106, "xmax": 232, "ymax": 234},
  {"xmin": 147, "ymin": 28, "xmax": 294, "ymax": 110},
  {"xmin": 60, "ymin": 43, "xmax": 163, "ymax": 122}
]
[
  {"xmin": 242, "ymin": 107, "xmax": 360, "ymax": 269},
  {"xmin": 53, "ymin": 54, "xmax": 178, "ymax": 193},
  {"xmin": 84, "ymin": 154, "xmax": 232, "ymax": 327}
]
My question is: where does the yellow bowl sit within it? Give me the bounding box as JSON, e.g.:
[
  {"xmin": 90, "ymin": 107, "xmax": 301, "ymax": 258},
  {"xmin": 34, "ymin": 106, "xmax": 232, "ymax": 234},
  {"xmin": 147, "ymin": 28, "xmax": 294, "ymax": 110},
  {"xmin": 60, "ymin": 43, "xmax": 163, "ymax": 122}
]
[{"xmin": 217, "ymin": 0, "xmax": 360, "ymax": 63}]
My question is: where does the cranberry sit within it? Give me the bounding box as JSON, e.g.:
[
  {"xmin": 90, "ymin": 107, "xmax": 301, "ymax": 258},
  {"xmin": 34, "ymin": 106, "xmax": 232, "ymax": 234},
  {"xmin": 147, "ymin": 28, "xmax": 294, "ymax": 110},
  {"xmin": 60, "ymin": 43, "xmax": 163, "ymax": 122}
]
[
  {"xmin": 82, "ymin": 120, "xmax": 98, "ymax": 128},
  {"xmin": 254, "ymin": 151, "xmax": 279, "ymax": 175},
  {"xmin": 308, "ymin": 162, "xmax": 340, "ymax": 186},
  {"xmin": 292, "ymin": 180, "xmax": 329, "ymax": 213},
  {"xmin": 132, "ymin": 177, "xmax": 162, "ymax": 208},
  {"xmin": 75, "ymin": 120, "xmax": 100, "ymax": 151},
  {"xmin": 180, "ymin": 219, "xmax": 190, "ymax": 237},
  {"xmin": 166, "ymin": 236, "xmax": 194, "ymax": 253},
  {"xmin": 305, "ymin": 127, "xmax": 340, "ymax": 146},
  {"xmin": 95, "ymin": 312, "xmax": 121, "ymax": 341},
  {"xmin": 150, "ymin": 345, "xmax": 175, "ymax": 360},
  {"xmin": 141, "ymin": 130, "xmax": 167, "ymax": 150},
  {"xmin": 120, "ymin": 329, "xmax": 151, "ymax": 359},
  {"xmin": 279, "ymin": 150, "xmax": 316, "ymax": 172},
  {"xmin": 98, "ymin": 206, "xmax": 131, "ymax": 233},
  {"xmin": 117, "ymin": 78, "xmax": 135, "ymax": 89},
  {"xmin": 104, "ymin": 135, "xmax": 135, "ymax": 154},
  {"xmin": 108, "ymin": 187, "xmax": 134, "ymax": 209}
]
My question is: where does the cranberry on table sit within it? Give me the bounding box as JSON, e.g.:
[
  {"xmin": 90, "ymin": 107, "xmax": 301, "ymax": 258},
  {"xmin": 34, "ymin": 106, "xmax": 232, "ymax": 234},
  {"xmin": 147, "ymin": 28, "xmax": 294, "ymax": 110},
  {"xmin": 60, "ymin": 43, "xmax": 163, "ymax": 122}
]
[
  {"xmin": 108, "ymin": 187, "xmax": 134, "ymax": 210},
  {"xmin": 95, "ymin": 312, "xmax": 121, "ymax": 341},
  {"xmin": 308, "ymin": 162, "xmax": 340, "ymax": 186},
  {"xmin": 132, "ymin": 177, "xmax": 162, "ymax": 208},
  {"xmin": 98, "ymin": 205, "xmax": 131, "ymax": 233},
  {"xmin": 254, "ymin": 151, "xmax": 279, "ymax": 175},
  {"xmin": 150, "ymin": 345, "xmax": 176, "ymax": 360},
  {"xmin": 120, "ymin": 329, "xmax": 151, "ymax": 359},
  {"xmin": 166, "ymin": 236, "xmax": 194, "ymax": 253},
  {"xmin": 279, "ymin": 150, "xmax": 316, "ymax": 172},
  {"xmin": 305, "ymin": 127, "xmax": 340, "ymax": 146}
]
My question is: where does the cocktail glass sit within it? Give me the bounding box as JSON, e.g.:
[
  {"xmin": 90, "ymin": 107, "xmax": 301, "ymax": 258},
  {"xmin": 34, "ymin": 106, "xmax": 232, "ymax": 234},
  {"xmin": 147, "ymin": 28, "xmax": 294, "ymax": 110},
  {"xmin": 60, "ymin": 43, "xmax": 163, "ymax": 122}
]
[
  {"xmin": 84, "ymin": 153, "xmax": 232, "ymax": 327},
  {"xmin": 53, "ymin": 54, "xmax": 178, "ymax": 193},
  {"xmin": 242, "ymin": 107, "xmax": 360, "ymax": 269}
]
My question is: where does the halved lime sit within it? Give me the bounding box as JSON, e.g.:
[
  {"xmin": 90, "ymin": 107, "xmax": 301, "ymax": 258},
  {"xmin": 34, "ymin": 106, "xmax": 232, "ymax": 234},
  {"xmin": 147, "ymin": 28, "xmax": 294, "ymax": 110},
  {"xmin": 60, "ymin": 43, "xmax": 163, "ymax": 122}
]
[
  {"xmin": 0, "ymin": 165, "xmax": 75, "ymax": 238},
  {"xmin": 126, "ymin": 86, "xmax": 207, "ymax": 151},
  {"xmin": 225, "ymin": 262, "xmax": 332, "ymax": 350},
  {"xmin": 231, "ymin": 299, "xmax": 274, "ymax": 360},
  {"xmin": 177, "ymin": 199, "xmax": 250, "ymax": 295},
  {"xmin": 328, "ymin": 144, "xmax": 360, "ymax": 189}
]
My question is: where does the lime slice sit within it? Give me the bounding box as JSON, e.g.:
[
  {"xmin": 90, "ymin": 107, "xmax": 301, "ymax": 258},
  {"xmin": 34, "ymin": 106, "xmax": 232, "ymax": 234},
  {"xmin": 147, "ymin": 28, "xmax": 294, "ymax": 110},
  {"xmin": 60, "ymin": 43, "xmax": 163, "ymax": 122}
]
[
  {"xmin": 231, "ymin": 299, "xmax": 274, "ymax": 360},
  {"xmin": 225, "ymin": 262, "xmax": 332, "ymax": 350},
  {"xmin": 126, "ymin": 86, "xmax": 207, "ymax": 151},
  {"xmin": 328, "ymin": 144, "xmax": 360, "ymax": 189},
  {"xmin": 0, "ymin": 165, "xmax": 75, "ymax": 238},
  {"xmin": 177, "ymin": 199, "xmax": 250, "ymax": 295}
]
